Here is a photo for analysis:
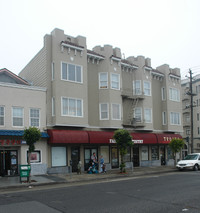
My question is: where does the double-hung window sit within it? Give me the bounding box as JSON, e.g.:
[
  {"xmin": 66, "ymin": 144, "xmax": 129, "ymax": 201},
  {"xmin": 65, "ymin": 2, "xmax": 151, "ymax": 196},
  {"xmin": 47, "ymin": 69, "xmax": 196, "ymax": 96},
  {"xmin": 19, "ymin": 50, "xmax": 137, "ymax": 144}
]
[
  {"xmin": 0, "ymin": 106, "xmax": 5, "ymax": 126},
  {"xmin": 169, "ymin": 88, "xmax": 180, "ymax": 102},
  {"xmin": 100, "ymin": 103, "xmax": 109, "ymax": 120},
  {"xmin": 30, "ymin": 108, "xmax": 40, "ymax": 127},
  {"xmin": 161, "ymin": 87, "xmax": 166, "ymax": 100},
  {"xmin": 52, "ymin": 97, "xmax": 55, "ymax": 116},
  {"xmin": 170, "ymin": 112, "xmax": 181, "ymax": 125},
  {"xmin": 12, "ymin": 107, "xmax": 24, "ymax": 127},
  {"xmin": 112, "ymin": 103, "xmax": 121, "ymax": 120},
  {"xmin": 133, "ymin": 80, "xmax": 141, "ymax": 95},
  {"xmin": 162, "ymin": 111, "xmax": 167, "ymax": 125},
  {"xmin": 99, "ymin": 73, "xmax": 108, "ymax": 89},
  {"xmin": 62, "ymin": 97, "xmax": 83, "ymax": 117},
  {"xmin": 144, "ymin": 81, "xmax": 151, "ymax": 96},
  {"xmin": 111, "ymin": 73, "xmax": 120, "ymax": 90},
  {"xmin": 144, "ymin": 108, "xmax": 152, "ymax": 123},
  {"xmin": 62, "ymin": 62, "xmax": 82, "ymax": 83},
  {"xmin": 134, "ymin": 108, "xmax": 142, "ymax": 122}
]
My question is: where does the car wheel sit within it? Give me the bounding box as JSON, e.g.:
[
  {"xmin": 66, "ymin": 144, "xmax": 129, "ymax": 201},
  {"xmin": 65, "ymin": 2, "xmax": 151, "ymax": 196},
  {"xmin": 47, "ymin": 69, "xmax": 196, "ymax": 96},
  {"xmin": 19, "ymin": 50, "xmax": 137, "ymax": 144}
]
[{"xmin": 193, "ymin": 164, "xmax": 199, "ymax": 171}]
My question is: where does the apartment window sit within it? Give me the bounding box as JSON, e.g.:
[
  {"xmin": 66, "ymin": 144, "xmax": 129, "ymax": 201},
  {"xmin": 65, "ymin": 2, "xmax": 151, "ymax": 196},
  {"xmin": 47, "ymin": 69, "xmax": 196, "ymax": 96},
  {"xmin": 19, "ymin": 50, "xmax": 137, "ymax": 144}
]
[
  {"xmin": 134, "ymin": 108, "xmax": 142, "ymax": 122},
  {"xmin": 52, "ymin": 147, "xmax": 67, "ymax": 167},
  {"xmin": 161, "ymin": 87, "xmax": 166, "ymax": 100},
  {"xmin": 144, "ymin": 108, "xmax": 152, "ymax": 123},
  {"xmin": 197, "ymin": 113, "xmax": 199, "ymax": 121},
  {"xmin": 52, "ymin": 97, "xmax": 55, "ymax": 116},
  {"xmin": 169, "ymin": 88, "xmax": 180, "ymax": 102},
  {"xmin": 186, "ymin": 114, "xmax": 190, "ymax": 123},
  {"xmin": 170, "ymin": 112, "xmax": 181, "ymax": 125},
  {"xmin": 0, "ymin": 106, "xmax": 5, "ymax": 126},
  {"xmin": 133, "ymin": 80, "xmax": 141, "ymax": 95},
  {"xmin": 162, "ymin": 111, "xmax": 167, "ymax": 125},
  {"xmin": 111, "ymin": 73, "xmax": 120, "ymax": 90},
  {"xmin": 100, "ymin": 103, "xmax": 109, "ymax": 120},
  {"xmin": 62, "ymin": 97, "xmax": 83, "ymax": 117},
  {"xmin": 30, "ymin": 108, "xmax": 40, "ymax": 127},
  {"xmin": 112, "ymin": 103, "xmax": 121, "ymax": 120},
  {"xmin": 51, "ymin": 62, "xmax": 55, "ymax": 81},
  {"xmin": 198, "ymin": 127, "xmax": 200, "ymax": 135},
  {"xmin": 186, "ymin": 128, "xmax": 190, "ymax": 135},
  {"xmin": 144, "ymin": 81, "xmax": 151, "ymax": 96},
  {"xmin": 61, "ymin": 62, "xmax": 82, "ymax": 83},
  {"xmin": 12, "ymin": 107, "xmax": 24, "ymax": 127},
  {"xmin": 99, "ymin": 73, "xmax": 108, "ymax": 89}
]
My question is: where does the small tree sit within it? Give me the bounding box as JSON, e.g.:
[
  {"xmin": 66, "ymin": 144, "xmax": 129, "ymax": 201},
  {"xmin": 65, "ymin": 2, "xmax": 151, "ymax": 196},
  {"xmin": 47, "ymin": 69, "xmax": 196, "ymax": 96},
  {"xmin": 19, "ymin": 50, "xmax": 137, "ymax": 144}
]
[
  {"xmin": 169, "ymin": 138, "xmax": 185, "ymax": 167},
  {"xmin": 23, "ymin": 127, "xmax": 41, "ymax": 182},
  {"xmin": 113, "ymin": 129, "xmax": 133, "ymax": 173}
]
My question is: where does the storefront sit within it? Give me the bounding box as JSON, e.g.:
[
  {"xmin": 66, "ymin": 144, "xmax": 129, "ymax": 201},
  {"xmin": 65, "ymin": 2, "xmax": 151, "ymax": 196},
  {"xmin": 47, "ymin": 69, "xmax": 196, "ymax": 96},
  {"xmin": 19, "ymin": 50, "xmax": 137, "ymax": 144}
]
[
  {"xmin": 0, "ymin": 130, "xmax": 49, "ymax": 176},
  {"xmin": 47, "ymin": 129, "xmax": 182, "ymax": 173}
]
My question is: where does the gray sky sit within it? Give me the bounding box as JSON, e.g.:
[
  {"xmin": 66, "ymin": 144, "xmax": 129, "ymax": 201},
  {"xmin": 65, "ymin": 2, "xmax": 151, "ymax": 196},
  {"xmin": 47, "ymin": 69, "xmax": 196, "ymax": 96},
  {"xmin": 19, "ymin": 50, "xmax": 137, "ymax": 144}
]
[{"xmin": 0, "ymin": 0, "xmax": 200, "ymax": 78}]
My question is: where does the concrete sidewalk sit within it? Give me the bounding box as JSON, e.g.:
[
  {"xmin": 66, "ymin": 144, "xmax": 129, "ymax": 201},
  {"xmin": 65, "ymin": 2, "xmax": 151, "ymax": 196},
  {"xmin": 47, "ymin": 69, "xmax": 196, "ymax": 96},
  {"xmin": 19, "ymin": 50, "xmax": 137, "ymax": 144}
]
[{"xmin": 0, "ymin": 166, "xmax": 177, "ymax": 190}]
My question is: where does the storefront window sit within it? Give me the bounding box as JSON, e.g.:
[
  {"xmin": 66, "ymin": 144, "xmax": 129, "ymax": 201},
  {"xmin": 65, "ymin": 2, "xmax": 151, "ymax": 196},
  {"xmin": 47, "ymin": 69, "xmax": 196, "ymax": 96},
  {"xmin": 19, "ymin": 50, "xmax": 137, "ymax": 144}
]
[
  {"xmin": 27, "ymin": 150, "xmax": 41, "ymax": 163},
  {"xmin": 167, "ymin": 146, "xmax": 173, "ymax": 160},
  {"xmin": 123, "ymin": 146, "xmax": 131, "ymax": 162},
  {"xmin": 141, "ymin": 146, "xmax": 148, "ymax": 161},
  {"xmin": 151, "ymin": 146, "xmax": 159, "ymax": 160},
  {"xmin": 52, "ymin": 147, "xmax": 67, "ymax": 167},
  {"xmin": 100, "ymin": 146, "xmax": 109, "ymax": 163}
]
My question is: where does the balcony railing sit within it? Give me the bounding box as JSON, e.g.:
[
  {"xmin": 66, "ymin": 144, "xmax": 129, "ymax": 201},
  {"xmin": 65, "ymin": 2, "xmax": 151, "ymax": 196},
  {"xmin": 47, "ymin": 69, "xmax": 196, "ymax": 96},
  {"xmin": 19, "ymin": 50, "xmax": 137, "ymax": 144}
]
[{"xmin": 121, "ymin": 89, "xmax": 145, "ymax": 100}]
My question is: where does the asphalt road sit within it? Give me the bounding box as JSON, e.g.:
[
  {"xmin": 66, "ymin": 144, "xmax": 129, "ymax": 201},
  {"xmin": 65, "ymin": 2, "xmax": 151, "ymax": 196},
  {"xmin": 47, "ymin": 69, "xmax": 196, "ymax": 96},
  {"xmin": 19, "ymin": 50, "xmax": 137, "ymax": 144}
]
[{"xmin": 0, "ymin": 171, "xmax": 200, "ymax": 213}]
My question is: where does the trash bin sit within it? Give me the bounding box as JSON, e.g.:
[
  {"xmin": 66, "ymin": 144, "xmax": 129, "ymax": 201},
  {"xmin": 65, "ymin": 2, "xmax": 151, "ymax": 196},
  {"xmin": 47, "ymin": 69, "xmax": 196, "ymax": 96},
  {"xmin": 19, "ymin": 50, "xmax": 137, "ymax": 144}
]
[{"xmin": 19, "ymin": 165, "xmax": 31, "ymax": 182}]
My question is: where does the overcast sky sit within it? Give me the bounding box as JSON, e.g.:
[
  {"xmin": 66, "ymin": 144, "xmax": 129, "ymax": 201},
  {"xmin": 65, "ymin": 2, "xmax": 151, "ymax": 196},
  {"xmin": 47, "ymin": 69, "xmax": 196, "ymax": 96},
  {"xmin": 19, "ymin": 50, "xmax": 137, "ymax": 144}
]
[{"xmin": 0, "ymin": 0, "xmax": 200, "ymax": 78}]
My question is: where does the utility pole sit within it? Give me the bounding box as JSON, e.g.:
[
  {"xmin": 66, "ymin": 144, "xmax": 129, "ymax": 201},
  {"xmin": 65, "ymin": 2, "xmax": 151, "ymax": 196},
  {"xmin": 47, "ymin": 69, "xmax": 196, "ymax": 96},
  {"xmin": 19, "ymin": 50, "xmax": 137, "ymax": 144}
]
[{"xmin": 188, "ymin": 69, "xmax": 195, "ymax": 153}]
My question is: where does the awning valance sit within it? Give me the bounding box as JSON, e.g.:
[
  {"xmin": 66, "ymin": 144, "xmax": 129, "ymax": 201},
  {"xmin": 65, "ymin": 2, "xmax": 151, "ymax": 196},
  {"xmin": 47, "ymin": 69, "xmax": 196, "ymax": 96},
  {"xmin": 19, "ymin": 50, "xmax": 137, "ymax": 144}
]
[
  {"xmin": 47, "ymin": 130, "xmax": 89, "ymax": 144},
  {"xmin": 88, "ymin": 131, "xmax": 114, "ymax": 144}
]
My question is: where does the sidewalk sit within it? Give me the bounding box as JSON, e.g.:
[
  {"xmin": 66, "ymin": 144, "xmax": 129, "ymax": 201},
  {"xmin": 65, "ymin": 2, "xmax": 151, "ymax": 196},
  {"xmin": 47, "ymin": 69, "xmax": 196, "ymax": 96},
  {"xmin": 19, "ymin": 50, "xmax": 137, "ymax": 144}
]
[{"xmin": 0, "ymin": 166, "xmax": 177, "ymax": 190}]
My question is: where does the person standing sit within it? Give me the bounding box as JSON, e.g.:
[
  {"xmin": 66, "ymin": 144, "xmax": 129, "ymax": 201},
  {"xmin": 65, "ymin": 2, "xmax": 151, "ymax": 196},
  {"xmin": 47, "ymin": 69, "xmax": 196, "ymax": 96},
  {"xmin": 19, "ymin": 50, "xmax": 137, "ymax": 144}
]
[{"xmin": 100, "ymin": 155, "xmax": 106, "ymax": 173}]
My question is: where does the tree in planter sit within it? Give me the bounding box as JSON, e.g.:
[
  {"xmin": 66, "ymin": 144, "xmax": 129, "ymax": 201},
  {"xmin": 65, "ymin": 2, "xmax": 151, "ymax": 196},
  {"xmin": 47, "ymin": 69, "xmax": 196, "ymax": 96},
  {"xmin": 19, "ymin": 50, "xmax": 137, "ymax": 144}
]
[
  {"xmin": 113, "ymin": 129, "xmax": 133, "ymax": 173},
  {"xmin": 23, "ymin": 127, "xmax": 41, "ymax": 183},
  {"xmin": 169, "ymin": 138, "xmax": 185, "ymax": 167}
]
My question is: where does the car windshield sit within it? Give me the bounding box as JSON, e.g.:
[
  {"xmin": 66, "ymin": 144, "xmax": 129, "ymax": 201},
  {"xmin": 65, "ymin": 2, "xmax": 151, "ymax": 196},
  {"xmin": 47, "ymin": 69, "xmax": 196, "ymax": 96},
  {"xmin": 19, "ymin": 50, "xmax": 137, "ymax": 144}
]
[{"xmin": 184, "ymin": 154, "xmax": 198, "ymax": 160}]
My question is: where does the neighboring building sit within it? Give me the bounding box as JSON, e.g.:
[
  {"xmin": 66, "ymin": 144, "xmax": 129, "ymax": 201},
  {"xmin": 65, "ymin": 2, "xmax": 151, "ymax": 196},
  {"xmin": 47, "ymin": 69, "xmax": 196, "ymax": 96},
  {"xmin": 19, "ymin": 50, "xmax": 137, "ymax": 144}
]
[
  {"xmin": 19, "ymin": 28, "xmax": 183, "ymax": 173},
  {"xmin": 182, "ymin": 74, "xmax": 200, "ymax": 156},
  {"xmin": 0, "ymin": 68, "xmax": 48, "ymax": 176}
]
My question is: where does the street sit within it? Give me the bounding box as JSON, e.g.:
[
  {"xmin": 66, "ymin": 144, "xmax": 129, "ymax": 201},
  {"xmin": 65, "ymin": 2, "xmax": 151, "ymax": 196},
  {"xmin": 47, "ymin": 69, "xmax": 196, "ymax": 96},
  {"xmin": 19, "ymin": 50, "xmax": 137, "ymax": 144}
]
[{"xmin": 0, "ymin": 171, "xmax": 200, "ymax": 213}]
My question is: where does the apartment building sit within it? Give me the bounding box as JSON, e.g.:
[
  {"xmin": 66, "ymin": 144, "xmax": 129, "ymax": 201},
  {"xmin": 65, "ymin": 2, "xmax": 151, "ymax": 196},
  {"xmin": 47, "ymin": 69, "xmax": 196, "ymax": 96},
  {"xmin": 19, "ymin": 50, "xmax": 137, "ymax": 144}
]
[
  {"xmin": 0, "ymin": 68, "xmax": 48, "ymax": 176},
  {"xmin": 182, "ymin": 74, "xmax": 200, "ymax": 155},
  {"xmin": 19, "ymin": 28, "xmax": 183, "ymax": 173}
]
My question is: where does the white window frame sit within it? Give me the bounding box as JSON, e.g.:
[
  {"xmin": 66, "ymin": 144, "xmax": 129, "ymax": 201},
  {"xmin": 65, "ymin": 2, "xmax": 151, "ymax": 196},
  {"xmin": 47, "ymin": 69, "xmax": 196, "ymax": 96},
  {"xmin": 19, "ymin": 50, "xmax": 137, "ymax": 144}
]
[
  {"xmin": 27, "ymin": 150, "xmax": 42, "ymax": 164},
  {"xmin": 170, "ymin": 112, "xmax": 181, "ymax": 125},
  {"xmin": 143, "ymin": 81, "xmax": 151, "ymax": 96},
  {"xmin": 134, "ymin": 107, "xmax": 142, "ymax": 122},
  {"xmin": 169, "ymin": 87, "xmax": 180, "ymax": 102},
  {"xmin": 161, "ymin": 87, "xmax": 166, "ymax": 100},
  {"xmin": 51, "ymin": 62, "xmax": 55, "ymax": 81},
  {"xmin": 61, "ymin": 62, "xmax": 83, "ymax": 83},
  {"xmin": 111, "ymin": 73, "xmax": 120, "ymax": 90},
  {"xmin": 99, "ymin": 73, "xmax": 108, "ymax": 89},
  {"xmin": 51, "ymin": 147, "xmax": 67, "ymax": 167},
  {"xmin": 12, "ymin": 107, "xmax": 24, "ymax": 127},
  {"xmin": 111, "ymin": 103, "xmax": 121, "ymax": 120},
  {"xmin": 52, "ymin": 97, "xmax": 55, "ymax": 116},
  {"xmin": 133, "ymin": 80, "xmax": 142, "ymax": 95},
  {"xmin": 162, "ymin": 111, "xmax": 167, "ymax": 125},
  {"xmin": 29, "ymin": 108, "xmax": 40, "ymax": 127},
  {"xmin": 0, "ymin": 106, "xmax": 5, "ymax": 126},
  {"xmin": 144, "ymin": 108, "xmax": 152, "ymax": 123},
  {"xmin": 61, "ymin": 97, "xmax": 83, "ymax": 117},
  {"xmin": 99, "ymin": 103, "xmax": 109, "ymax": 120}
]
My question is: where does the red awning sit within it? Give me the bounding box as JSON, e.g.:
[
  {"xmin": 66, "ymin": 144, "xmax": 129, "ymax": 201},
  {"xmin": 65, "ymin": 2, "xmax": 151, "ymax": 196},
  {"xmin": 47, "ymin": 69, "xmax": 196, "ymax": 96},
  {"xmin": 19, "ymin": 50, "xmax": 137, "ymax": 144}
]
[
  {"xmin": 47, "ymin": 130, "xmax": 89, "ymax": 144},
  {"xmin": 156, "ymin": 134, "xmax": 182, "ymax": 144},
  {"xmin": 131, "ymin": 133, "xmax": 157, "ymax": 144},
  {"xmin": 88, "ymin": 131, "xmax": 114, "ymax": 144}
]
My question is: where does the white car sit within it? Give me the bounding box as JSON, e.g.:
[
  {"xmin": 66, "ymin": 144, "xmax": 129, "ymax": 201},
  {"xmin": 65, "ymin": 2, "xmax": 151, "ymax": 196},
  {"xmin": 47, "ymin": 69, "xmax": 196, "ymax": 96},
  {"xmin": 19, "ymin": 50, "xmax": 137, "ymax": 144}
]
[{"xmin": 176, "ymin": 153, "xmax": 200, "ymax": 171}]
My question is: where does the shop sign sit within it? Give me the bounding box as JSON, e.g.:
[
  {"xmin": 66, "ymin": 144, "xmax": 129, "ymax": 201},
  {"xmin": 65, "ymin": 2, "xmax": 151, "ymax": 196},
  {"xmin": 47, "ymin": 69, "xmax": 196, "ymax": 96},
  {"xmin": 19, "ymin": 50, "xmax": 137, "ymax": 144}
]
[
  {"xmin": 163, "ymin": 136, "xmax": 179, "ymax": 142},
  {"xmin": 133, "ymin": 140, "xmax": 143, "ymax": 144},
  {"xmin": 0, "ymin": 139, "xmax": 21, "ymax": 146},
  {"xmin": 109, "ymin": 139, "xmax": 116, "ymax": 143}
]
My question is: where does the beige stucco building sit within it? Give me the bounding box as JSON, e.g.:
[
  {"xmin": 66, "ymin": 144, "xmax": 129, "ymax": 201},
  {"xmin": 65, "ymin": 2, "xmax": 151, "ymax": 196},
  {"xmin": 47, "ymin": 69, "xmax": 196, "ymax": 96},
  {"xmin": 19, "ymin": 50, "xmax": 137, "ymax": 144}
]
[
  {"xmin": 19, "ymin": 28, "xmax": 183, "ymax": 173},
  {"xmin": 0, "ymin": 68, "xmax": 48, "ymax": 176}
]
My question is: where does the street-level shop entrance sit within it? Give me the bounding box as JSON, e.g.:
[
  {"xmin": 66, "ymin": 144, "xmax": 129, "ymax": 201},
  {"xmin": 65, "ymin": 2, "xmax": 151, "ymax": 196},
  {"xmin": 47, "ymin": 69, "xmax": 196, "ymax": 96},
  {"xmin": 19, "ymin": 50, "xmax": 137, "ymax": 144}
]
[
  {"xmin": 84, "ymin": 148, "xmax": 98, "ymax": 171},
  {"xmin": 0, "ymin": 150, "xmax": 18, "ymax": 176},
  {"xmin": 133, "ymin": 145, "xmax": 139, "ymax": 167},
  {"xmin": 71, "ymin": 147, "xmax": 80, "ymax": 172},
  {"xmin": 111, "ymin": 146, "xmax": 119, "ymax": 168}
]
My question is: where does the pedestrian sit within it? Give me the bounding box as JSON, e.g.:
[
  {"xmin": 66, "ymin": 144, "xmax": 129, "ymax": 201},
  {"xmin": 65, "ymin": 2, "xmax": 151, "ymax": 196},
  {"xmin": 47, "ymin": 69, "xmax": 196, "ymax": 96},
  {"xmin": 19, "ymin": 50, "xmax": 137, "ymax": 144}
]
[
  {"xmin": 91, "ymin": 152, "xmax": 98, "ymax": 170},
  {"xmin": 100, "ymin": 155, "xmax": 106, "ymax": 173}
]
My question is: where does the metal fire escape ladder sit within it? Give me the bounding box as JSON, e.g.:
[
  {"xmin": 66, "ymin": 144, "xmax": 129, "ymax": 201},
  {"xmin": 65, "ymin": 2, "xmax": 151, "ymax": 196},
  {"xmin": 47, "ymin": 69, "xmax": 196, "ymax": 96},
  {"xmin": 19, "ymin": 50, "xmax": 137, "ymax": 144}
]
[{"xmin": 129, "ymin": 98, "xmax": 139, "ymax": 124}]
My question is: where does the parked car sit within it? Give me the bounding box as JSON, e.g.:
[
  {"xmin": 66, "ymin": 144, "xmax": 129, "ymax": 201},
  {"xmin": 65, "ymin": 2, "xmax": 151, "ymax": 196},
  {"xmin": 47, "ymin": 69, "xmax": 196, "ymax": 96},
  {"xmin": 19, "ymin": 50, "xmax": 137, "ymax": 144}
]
[{"xmin": 176, "ymin": 153, "xmax": 200, "ymax": 171}]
